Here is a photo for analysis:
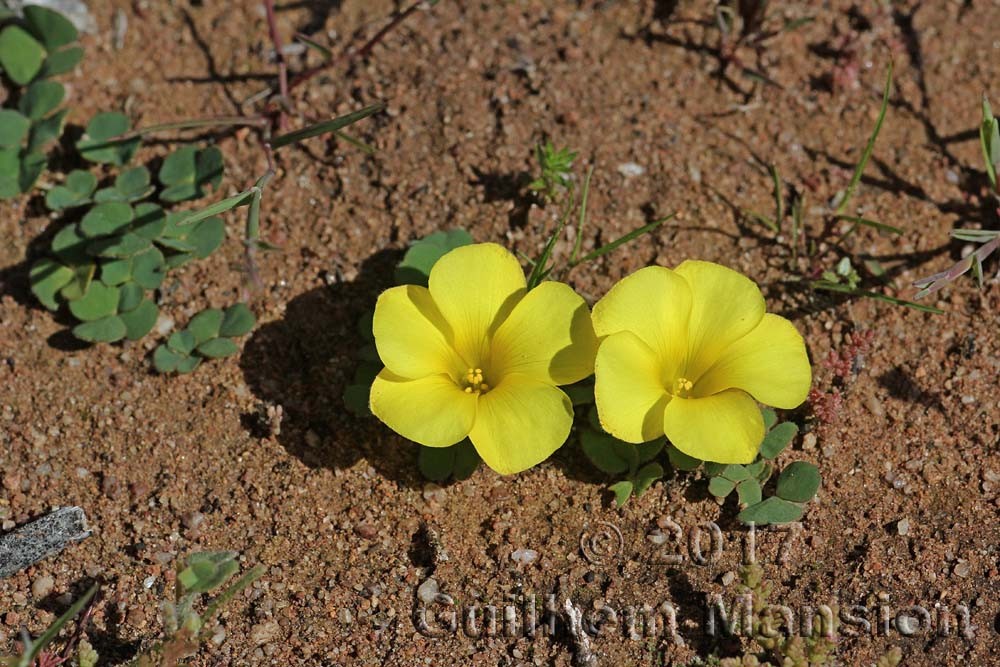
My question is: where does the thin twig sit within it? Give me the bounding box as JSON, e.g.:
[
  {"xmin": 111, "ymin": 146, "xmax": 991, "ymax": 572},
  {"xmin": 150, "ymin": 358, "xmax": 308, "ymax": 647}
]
[{"xmin": 263, "ymin": 0, "xmax": 289, "ymax": 130}]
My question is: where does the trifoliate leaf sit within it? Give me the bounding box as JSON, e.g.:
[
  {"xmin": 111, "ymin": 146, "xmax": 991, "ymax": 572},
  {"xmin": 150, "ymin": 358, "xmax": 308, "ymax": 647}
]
[
  {"xmin": 39, "ymin": 46, "xmax": 83, "ymax": 77},
  {"xmin": 167, "ymin": 330, "xmax": 197, "ymax": 355},
  {"xmin": 760, "ymin": 422, "xmax": 798, "ymax": 460},
  {"xmin": 666, "ymin": 445, "xmax": 701, "ymax": 472},
  {"xmin": 219, "ymin": 303, "xmax": 255, "ymax": 337},
  {"xmin": 119, "ymin": 299, "xmax": 157, "ymax": 340},
  {"xmin": 131, "ymin": 247, "xmax": 165, "ymax": 289},
  {"xmin": 196, "ymin": 337, "xmax": 239, "ymax": 358},
  {"xmin": 187, "ymin": 308, "xmax": 223, "ymax": 344},
  {"xmin": 80, "ymin": 201, "xmax": 134, "ymax": 237},
  {"xmin": 633, "ymin": 462, "xmax": 663, "ymax": 497},
  {"xmin": 737, "ymin": 496, "xmax": 804, "ymax": 525},
  {"xmin": 116, "ymin": 282, "xmax": 144, "ymax": 312},
  {"xmin": 580, "ymin": 428, "xmax": 630, "ymax": 475},
  {"xmin": 736, "ymin": 478, "xmax": 762, "ymax": 507},
  {"xmin": 27, "ymin": 108, "xmax": 68, "ymax": 153},
  {"xmin": 394, "ymin": 229, "xmax": 474, "ymax": 286},
  {"xmin": 45, "ymin": 169, "xmax": 96, "ymax": 210},
  {"xmin": 77, "ymin": 112, "xmax": 139, "ymax": 165},
  {"xmin": 29, "ymin": 258, "xmax": 73, "ymax": 310},
  {"xmin": 0, "ymin": 110, "xmax": 31, "ymax": 148},
  {"xmin": 68, "ymin": 282, "xmax": 120, "ymax": 321},
  {"xmin": 707, "ymin": 476, "xmax": 735, "ymax": 498},
  {"xmin": 23, "ymin": 5, "xmax": 78, "ymax": 50},
  {"xmin": 610, "ymin": 480, "xmax": 634, "ymax": 507},
  {"xmin": 18, "ymin": 80, "xmax": 65, "ymax": 120}
]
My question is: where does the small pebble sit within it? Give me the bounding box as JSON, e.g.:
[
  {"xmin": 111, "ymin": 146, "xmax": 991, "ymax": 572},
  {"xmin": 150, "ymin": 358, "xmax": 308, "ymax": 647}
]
[
  {"xmin": 896, "ymin": 519, "xmax": 910, "ymax": 536},
  {"xmin": 954, "ymin": 561, "xmax": 971, "ymax": 578},
  {"xmin": 510, "ymin": 548, "xmax": 538, "ymax": 565},
  {"xmin": 721, "ymin": 571, "xmax": 736, "ymax": 586},
  {"xmin": 31, "ymin": 575, "xmax": 54, "ymax": 599},
  {"xmin": 616, "ymin": 162, "xmax": 645, "ymax": 178},
  {"xmin": 338, "ymin": 608, "xmax": 353, "ymax": 624},
  {"xmin": 250, "ymin": 620, "xmax": 280, "ymax": 645},
  {"xmin": 417, "ymin": 578, "xmax": 439, "ymax": 604},
  {"xmin": 802, "ymin": 433, "xmax": 817, "ymax": 450}
]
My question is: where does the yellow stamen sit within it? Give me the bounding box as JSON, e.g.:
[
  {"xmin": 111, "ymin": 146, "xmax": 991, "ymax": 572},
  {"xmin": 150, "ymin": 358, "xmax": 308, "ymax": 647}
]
[
  {"xmin": 461, "ymin": 367, "xmax": 490, "ymax": 394},
  {"xmin": 673, "ymin": 377, "xmax": 694, "ymax": 398}
]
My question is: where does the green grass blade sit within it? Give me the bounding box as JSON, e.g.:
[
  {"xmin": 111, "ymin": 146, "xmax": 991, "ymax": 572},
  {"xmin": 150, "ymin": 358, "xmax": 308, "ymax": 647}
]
[
  {"xmin": 572, "ymin": 214, "xmax": 674, "ymax": 266},
  {"xmin": 835, "ymin": 61, "xmax": 893, "ymax": 216},
  {"xmin": 811, "ymin": 280, "xmax": 942, "ymax": 313},
  {"xmin": 22, "ymin": 584, "xmax": 98, "ymax": 666},
  {"xmin": 834, "ymin": 215, "xmax": 903, "ymax": 243},
  {"xmin": 771, "ymin": 164, "xmax": 783, "ymax": 229},
  {"xmin": 175, "ymin": 190, "xmax": 255, "ymax": 227},
  {"xmin": 270, "ymin": 102, "xmax": 385, "ymax": 149},
  {"xmin": 570, "ymin": 166, "xmax": 594, "ymax": 265}
]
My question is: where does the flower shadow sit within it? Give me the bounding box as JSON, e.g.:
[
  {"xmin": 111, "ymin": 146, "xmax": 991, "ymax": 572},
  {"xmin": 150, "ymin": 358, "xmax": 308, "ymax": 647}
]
[{"xmin": 239, "ymin": 249, "xmax": 426, "ymax": 488}]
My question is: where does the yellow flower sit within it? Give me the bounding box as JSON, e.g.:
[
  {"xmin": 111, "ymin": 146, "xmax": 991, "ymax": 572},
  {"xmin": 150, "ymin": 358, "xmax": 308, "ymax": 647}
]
[
  {"xmin": 592, "ymin": 261, "xmax": 811, "ymax": 463},
  {"xmin": 370, "ymin": 243, "xmax": 598, "ymax": 474}
]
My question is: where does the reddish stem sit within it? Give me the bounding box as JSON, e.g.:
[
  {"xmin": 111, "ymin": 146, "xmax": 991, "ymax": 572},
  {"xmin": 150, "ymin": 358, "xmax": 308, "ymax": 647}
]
[{"xmin": 263, "ymin": 0, "xmax": 289, "ymax": 130}]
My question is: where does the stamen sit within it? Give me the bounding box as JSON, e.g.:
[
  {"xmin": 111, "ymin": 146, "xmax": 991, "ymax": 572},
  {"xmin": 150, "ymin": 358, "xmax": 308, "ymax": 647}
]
[
  {"xmin": 673, "ymin": 377, "xmax": 694, "ymax": 398},
  {"xmin": 461, "ymin": 367, "xmax": 490, "ymax": 394}
]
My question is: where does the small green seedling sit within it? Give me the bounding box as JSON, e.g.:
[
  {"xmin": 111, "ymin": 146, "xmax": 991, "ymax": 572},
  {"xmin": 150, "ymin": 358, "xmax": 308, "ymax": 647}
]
[
  {"xmin": 153, "ymin": 304, "xmax": 257, "ymax": 374},
  {"xmin": 125, "ymin": 551, "xmax": 264, "ymax": 667},
  {"xmin": 0, "ymin": 583, "xmax": 98, "ymax": 667},
  {"xmin": 528, "ymin": 141, "xmax": 577, "ymax": 203}
]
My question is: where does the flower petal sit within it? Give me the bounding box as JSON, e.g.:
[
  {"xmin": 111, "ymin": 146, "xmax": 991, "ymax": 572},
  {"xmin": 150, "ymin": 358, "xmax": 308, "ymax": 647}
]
[
  {"xmin": 591, "ymin": 266, "xmax": 691, "ymax": 378},
  {"xmin": 663, "ymin": 389, "xmax": 763, "ymax": 464},
  {"xmin": 370, "ymin": 370, "xmax": 477, "ymax": 447},
  {"xmin": 674, "ymin": 260, "xmax": 766, "ymax": 380},
  {"xmin": 429, "ymin": 243, "xmax": 527, "ymax": 365},
  {"xmin": 490, "ymin": 281, "xmax": 597, "ymax": 385},
  {"xmin": 373, "ymin": 285, "xmax": 464, "ymax": 379},
  {"xmin": 695, "ymin": 314, "xmax": 812, "ymax": 408},
  {"xmin": 468, "ymin": 374, "xmax": 573, "ymax": 474},
  {"xmin": 594, "ymin": 331, "xmax": 670, "ymax": 443}
]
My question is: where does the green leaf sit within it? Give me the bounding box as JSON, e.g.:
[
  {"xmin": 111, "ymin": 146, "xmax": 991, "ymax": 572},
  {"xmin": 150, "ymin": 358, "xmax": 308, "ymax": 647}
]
[
  {"xmin": 761, "ymin": 408, "xmax": 777, "ymax": 430},
  {"xmin": 980, "ymin": 94, "xmax": 999, "ymax": 190},
  {"xmin": 80, "ymin": 201, "xmax": 134, "ymax": 237},
  {"xmin": 187, "ymin": 216, "xmax": 225, "ymax": 258},
  {"xmin": 153, "ymin": 345, "xmax": 183, "ymax": 373},
  {"xmin": 610, "ymin": 480, "xmax": 634, "ymax": 507},
  {"xmin": 131, "ymin": 247, "xmax": 165, "ymax": 289},
  {"xmin": 343, "ymin": 383, "xmax": 371, "ymax": 415},
  {"xmin": 703, "ymin": 462, "xmax": 726, "ymax": 476},
  {"xmin": 39, "ymin": 45, "xmax": 83, "ymax": 77},
  {"xmin": 88, "ymin": 232, "xmax": 151, "ymax": 258},
  {"xmin": 168, "ymin": 330, "xmax": 197, "ymax": 355},
  {"xmin": 77, "ymin": 112, "xmax": 140, "ymax": 165},
  {"xmin": 635, "ymin": 438, "xmax": 664, "ymax": 465},
  {"xmin": 28, "ymin": 107, "xmax": 68, "ymax": 152},
  {"xmin": 196, "ymin": 337, "xmax": 239, "ymax": 358},
  {"xmin": 0, "ymin": 110, "xmax": 30, "ymax": 148},
  {"xmin": 45, "ymin": 169, "xmax": 97, "ymax": 210},
  {"xmin": 708, "ymin": 475, "xmax": 736, "ymax": 498},
  {"xmin": 737, "ymin": 496, "xmax": 804, "ymax": 525},
  {"xmin": 834, "ymin": 61, "xmax": 892, "ymax": 216},
  {"xmin": 18, "ymin": 150, "xmax": 46, "ymax": 192},
  {"xmin": 219, "ymin": 303, "xmax": 256, "ymax": 337},
  {"xmin": 270, "ymin": 103, "xmax": 386, "ymax": 149},
  {"xmin": 633, "ymin": 462, "xmax": 663, "ymax": 497},
  {"xmin": 59, "ymin": 262, "xmax": 95, "ymax": 301},
  {"xmin": 94, "ymin": 166, "xmax": 152, "ymax": 202},
  {"xmin": 776, "ymin": 461, "xmax": 821, "ymax": 503},
  {"xmin": 100, "ymin": 257, "xmax": 132, "ymax": 286},
  {"xmin": 132, "ymin": 203, "xmax": 167, "ymax": 239},
  {"xmin": 72, "ymin": 315, "xmax": 127, "ymax": 343},
  {"xmin": 119, "ymin": 299, "xmax": 158, "ymax": 340},
  {"xmin": 418, "ymin": 445, "xmax": 454, "ymax": 482},
  {"xmin": 666, "ymin": 445, "xmax": 701, "ymax": 472},
  {"xmin": 760, "ymin": 422, "xmax": 798, "ymax": 459},
  {"xmin": 0, "ymin": 147, "xmax": 17, "ymax": 198},
  {"xmin": 187, "ymin": 308, "xmax": 223, "ymax": 344},
  {"xmin": 21, "ymin": 584, "xmax": 97, "ymax": 666},
  {"xmin": 721, "ymin": 464, "xmax": 750, "ymax": 482},
  {"xmin": 0, "ymin": 25, "xmax": 45, "ymax": 84},
  {"xmin": 580, "ymin": 428, "xmax": 631, "ymax": 475},
  {"xmin": 68, "ymin": 282, "xmax": 120, "ymax": 321},
  {"xmin": 51, "ymin": 223, "xmax": 89, "ymax": 263},
  {"xmin": 158, "ymin": 146, "xmax": 224, "ymax": 202},
  {"xmin": 452, "ymin": 439, "xmax": 480, "ymax": 480},
  {"xmin": 571, "ymin": 214, "xmax": 674, "ymax": 266},
  {"xmin": 29, "ymin": 258, "xmax": 73, "ymax": 310},
  {"xmin": 18, "ymin": 80, "xmax": 65, "ymax": 120},
  {"xmin": 562, "ymin": 381, "xmax": 594, "ymax": 406},
  {"xmin": 23, "ymin": 5, "xmax": 78, "ymax": 50},
  {"xmin": 116, "ymin": 282, "xmax": 144, "ymax": 312},
  {"xmin": 394, "ymin": 229, "xmax": 474, "ymax": 286},
  {"xmin": 736, "ymin": 478, "xmax": 762, "ymax": 507}
]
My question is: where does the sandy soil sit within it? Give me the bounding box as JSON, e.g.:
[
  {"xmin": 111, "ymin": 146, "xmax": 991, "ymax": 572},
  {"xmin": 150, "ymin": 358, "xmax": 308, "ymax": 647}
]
[{"xmin": 1, "ymin": 0, "xmax": 999, "ymax": 665}]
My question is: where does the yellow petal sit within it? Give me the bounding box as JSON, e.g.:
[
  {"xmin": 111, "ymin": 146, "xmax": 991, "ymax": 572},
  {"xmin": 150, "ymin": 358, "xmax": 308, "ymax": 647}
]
[
  {"xmin": 373, "ymin": 285, "xmax": 464, "ymax": 379},
  {"xmin": 370, "ymin": 370, "xmax": 477, "ymax": 447},
  {"xmin": 594, "ymin": 331, "xmax": 669, "ymax": 443},
  {"xmin": 490, "ymin": 281, "xmax": 597, "ymax": 385},
  {"xmin": 468, "ymin": 374, "xmax": 573, "ymax": 474},
  {"xmin": 591, "ymin": 266, "xmax": 691, "ymax": 378},
  {"xmin": 695, "ymin": 314, "xmax": 812, "ymax": 409},
  {"xmin": 429, "ymin": 243, "xmax": 527, "ymax": 365},
  {"xmin": 663, "ymin": 389, "xmax": 763, "ymax": 463},
  {"xmin": 674, "ymin": 260, "xmax": 766, "ymax": 380}
]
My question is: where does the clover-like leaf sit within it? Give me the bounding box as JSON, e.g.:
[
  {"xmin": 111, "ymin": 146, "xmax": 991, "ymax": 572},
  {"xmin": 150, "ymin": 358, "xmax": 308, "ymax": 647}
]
[
  {"xmin": 0, "ymin": 110, "xmax": 31, "ymax": 148},
  {"xmin": 167, "ymin": 330, "xmax": 197, "ymax": 356},
  {"xmin": 633, "ymin": 462, "xmax": 663, "ymax": 497},
  {"xmin": 19, "ymin": 80, "xmax": 65, "ymax": 120},
  {"xmin": 77, "ymin": 112, "xmax": 139, "ymax": 165},
  {"xmin": 116, "ymin": 282, "xmax": 144, "ymax": 312},
  {"xmin": 775, "ymin": 461, "xmax": 821, "ymax": 503},
  {"xmin": 28, "ymin": 108, "xmax": 68, "ymax": 153},
  {"xmin": 666, "ymin": 444, "xmax": 701, "ymax": 472},
  {"xmin": 153, "ymin": 345, "xmax": 183, "ymax": 373},
  {"xmin": 187, "ymin": 308, "xmax": 223, "ymax": 344},
  {"xmin": 45, "ymin": 169, "xmax": 97, "ymax": 210},
  {"xmin": 23, "ymin": 5, "xmax": 78, "ymax": 51},
  {"xmin": 158, "ymin": 145, "xmax": 225, "ymax": 202},
  {"xmin": 131, "ymin": 202, "xmax": 167, "ymax": 239},
  {"xmin": 610, "ymin": 480, "xmax": 634, "ymax": 507},
  {"xmin": 18, "ymin": 150, "xmax": 46, "ymax": 192},
  {"xmin": 737, "ymin": 496, "xmax": 804, "ymax": 525},
  {"xmin": 59, "ymin": 263, "xmax": 95, "ymax": 301},
  {"xmin": 119, "ymin": 299, "xmax": 158, "ymax": 340},
  {"xmin": 80, "ymin": 202, "xmax": 134, "ymax": 237},
  {"xmin": 0, "ymin": 26, "xmax": 45, "ymax": 84},
  {"xmin": 635, "ymin": 438, "xmax": 664, "ymax": 465},
  {"xmin": 73, "ymin": 315, "xmax": 127, "ymax": 343},
  {"xmin": 736, "ymin": 478, "xmax": 763, "ymax": 507},
  {"xmin": 418, "ymin": 445, "xmax": 455, "ymax": 482},
  {"xmin": 760, "ymin": 422, "xmax": 799, "ymax": 460},
  {"xmin": 100, "ymin": 257, "xmax": 131, "ymax": 286},
  {"xmin": 68, "ymin": 282, "xmax": 119, "ymax": 322},
  {"xmin": 395, "ymin": 229, "xmax": 474, "ymax": 286},
  {"xmin": 761, "ymin": 407, "xmax": 777, "ymax": 430},
  {"xmin": 580, "ymin": 428, "xmax": 631, "ymax": 475},
  {"xmin": 178, "ymin": 552, "xmax": 240, "ymax": 594},
  {"xmin": 131, "ymin": 247, "xmax": 165, "ymax": 289},
  {"xmin": 29, "ymin": 258, "xmax": 73, "ymax": 310},
  {"xmin": 452, "ymin": 439, "xmax": 481, "ymax": 481},
  {"xmin": 0, "ymin": 148, "xmax": 20, "ymax": 198},
  {"xmin": 708, "ymin": 476, "xmax": 736, "ymax": 498},
  {"xmin": 195, "ymin": 337, "xmax": 239, "ymax": 358},
  {"xmin": 343, "ymin": 383, "xmax": 372, "ymax": 416},
  {"xmin": 87, "ymin": 232, "xmax": 151, "ymax": 259},
  {"xmin": 186, "ymin": 216, "xmax": 225, "ymax": 258},
  {"xmin": 39, "ymin": 46, "xmax": 82, "ymax": 78},
  {"xmin": 721, "ymin": 464, "xmax": 750, "ymax": 482},
  {"xmin": 219, "ymin": 303, "xmax": 256, "ymax": 337}
]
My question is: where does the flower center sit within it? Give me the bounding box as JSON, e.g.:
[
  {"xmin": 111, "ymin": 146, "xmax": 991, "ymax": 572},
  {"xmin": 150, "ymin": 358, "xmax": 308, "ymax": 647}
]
[
  {"xmin": 462, "ymin": 367, "xmax": 491, "ymax": 394},
  {"xmin": 672, "ymin": 377, "xmax": 694, "ymax": 398}
]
